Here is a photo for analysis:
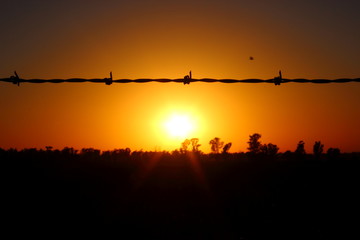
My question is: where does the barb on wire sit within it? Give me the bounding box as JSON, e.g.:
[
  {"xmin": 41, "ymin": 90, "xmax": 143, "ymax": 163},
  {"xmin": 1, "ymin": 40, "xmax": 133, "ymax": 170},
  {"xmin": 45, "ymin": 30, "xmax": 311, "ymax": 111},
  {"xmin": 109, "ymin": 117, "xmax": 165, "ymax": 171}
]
[
  {"xmin": 183, "ymin": 71, "xmax": 192, "ymax": 85},
  {"xmin": 1, "ymin": 71, "xmax": 360, "ymax": 86},
  {"xmin": 10, "ymin": 71, "xmax": 21, "ymax": 86},
  {"xmin": 274, "ymin": 71, "xmax": 282, "ymax": 86},
  {"xmin": 104, "ymin": 72, "xmax": 113, "ymax": 85}
]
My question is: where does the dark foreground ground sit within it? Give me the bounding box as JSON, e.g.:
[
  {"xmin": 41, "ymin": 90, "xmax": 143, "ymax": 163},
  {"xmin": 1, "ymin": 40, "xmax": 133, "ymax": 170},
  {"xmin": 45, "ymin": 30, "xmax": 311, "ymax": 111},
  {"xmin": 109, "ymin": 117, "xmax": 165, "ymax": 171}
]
[{"xmin": 2, "ymin": 150, "xmax": 360, "ymax": 239}]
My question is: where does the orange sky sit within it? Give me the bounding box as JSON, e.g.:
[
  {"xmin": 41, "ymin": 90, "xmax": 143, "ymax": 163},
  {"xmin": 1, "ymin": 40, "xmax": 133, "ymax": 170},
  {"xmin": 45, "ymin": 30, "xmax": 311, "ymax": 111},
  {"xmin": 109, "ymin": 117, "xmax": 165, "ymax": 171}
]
[{"xmin": 1, "ymin": 0, "xmax": 360, "ymax": 152}]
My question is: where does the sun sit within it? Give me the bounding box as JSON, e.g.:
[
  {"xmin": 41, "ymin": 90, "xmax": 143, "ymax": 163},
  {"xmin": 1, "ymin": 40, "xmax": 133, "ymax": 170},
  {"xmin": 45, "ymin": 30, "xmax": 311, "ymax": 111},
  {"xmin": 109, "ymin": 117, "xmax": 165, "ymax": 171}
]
[{"xmin": 164, "ymin": 114, "xmax": 194, "ymax": 139}]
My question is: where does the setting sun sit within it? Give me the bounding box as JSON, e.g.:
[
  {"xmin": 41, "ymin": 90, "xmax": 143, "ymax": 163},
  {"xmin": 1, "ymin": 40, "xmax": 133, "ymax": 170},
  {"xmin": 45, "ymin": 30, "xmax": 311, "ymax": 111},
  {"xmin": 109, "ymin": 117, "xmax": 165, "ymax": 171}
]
[
  {"xmin": 164, "ymin": 114, "xmax": 195, "ymax": 139},
  {"xmin": 1, "ymin": 1, "xmax": 360, "ymax": 237}
]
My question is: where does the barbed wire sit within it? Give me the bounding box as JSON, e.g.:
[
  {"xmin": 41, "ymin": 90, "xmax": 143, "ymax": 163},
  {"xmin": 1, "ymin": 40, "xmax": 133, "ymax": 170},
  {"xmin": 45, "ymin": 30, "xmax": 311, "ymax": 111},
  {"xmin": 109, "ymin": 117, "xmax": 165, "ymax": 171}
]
[{"xmin": 1, "ymin": 71, "xmax": 360, "ymax": 86}]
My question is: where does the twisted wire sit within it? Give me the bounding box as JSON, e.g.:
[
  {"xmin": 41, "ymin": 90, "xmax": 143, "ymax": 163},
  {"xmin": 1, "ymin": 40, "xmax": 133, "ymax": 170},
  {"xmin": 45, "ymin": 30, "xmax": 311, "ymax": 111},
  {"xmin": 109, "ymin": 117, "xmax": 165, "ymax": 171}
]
[{"xmin": 1, "ymin": 77, "xmax": 360, "ymax": 85}]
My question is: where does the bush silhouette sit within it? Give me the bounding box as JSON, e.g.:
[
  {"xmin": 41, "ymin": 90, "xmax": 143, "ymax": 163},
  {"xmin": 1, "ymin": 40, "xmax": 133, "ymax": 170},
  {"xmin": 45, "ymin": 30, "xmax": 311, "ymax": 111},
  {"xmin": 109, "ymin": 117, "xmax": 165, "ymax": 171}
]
[{"xmin": 327, "ymin": 147, "xmax": 340, "ymax": 160}]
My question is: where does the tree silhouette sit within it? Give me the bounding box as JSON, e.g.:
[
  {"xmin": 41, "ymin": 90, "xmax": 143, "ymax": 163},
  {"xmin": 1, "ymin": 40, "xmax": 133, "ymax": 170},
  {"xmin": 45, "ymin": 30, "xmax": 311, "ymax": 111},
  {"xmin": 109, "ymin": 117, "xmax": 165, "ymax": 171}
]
[
  {"xmin": 247, "ymin": 133, "xmax": 262, "ymax": 154},
  {"xmin": 209, "ymin": 137, "xmax": 224, "ymax": 154},
  {"xmin": 313, "ymin": 141, "xmax": 324, "ymax": 159},
  {"xmin": 181, "ymin": 139, "xmax": 191, "ymax": 153},
  {"xmin": 190, "ymin": 138, "xmax": 201, "ymax": 152},
  {"xmin": 295, "ymin": 141, "xmax": 306, "ymax": 155},
  {"xmin": 260, "ymin": 143, "xmax": 279, "ymax": 156},
  {"xmin": 222, "ymin": 142, "xmax": 232, "ymax": 154}
]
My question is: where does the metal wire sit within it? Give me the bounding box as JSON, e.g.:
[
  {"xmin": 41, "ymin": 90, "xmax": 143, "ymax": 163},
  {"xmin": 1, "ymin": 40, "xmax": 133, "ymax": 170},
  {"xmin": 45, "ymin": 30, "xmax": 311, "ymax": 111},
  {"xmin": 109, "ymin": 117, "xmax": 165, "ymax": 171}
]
[
  {"xmin": 2, "ymin": 78, "xmax": 360, "ymax": 84},
  {"xmin": 1, "ymin": 71, "xmax": 360, "ymax": 86}
]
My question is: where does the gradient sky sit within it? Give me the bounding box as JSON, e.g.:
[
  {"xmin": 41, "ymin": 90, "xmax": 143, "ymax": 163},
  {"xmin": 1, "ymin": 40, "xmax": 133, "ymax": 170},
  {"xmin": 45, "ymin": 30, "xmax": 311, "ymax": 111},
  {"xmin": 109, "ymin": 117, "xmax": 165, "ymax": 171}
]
[{"xmin": 1, "ymin": 0, "xmax": 360, "ymax": 152}]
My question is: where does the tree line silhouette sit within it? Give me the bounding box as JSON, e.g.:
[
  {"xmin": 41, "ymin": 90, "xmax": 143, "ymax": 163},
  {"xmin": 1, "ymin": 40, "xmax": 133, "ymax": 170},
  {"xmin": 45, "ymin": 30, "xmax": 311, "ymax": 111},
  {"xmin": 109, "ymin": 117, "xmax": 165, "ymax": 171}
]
[
  {"xmin": 0, "ymin": 133, "xmax": 347, "ymax": 163},
  {"xmin": 177, "ymin": 133, "xmax": 342, "ymax": 161},
  {"xmin": 2, "ymin": 133, "xmax": 359, "ymax": 239},
  {"xmin": 0, "ymin": 133, "xmax": 344, "ymax": 161}
]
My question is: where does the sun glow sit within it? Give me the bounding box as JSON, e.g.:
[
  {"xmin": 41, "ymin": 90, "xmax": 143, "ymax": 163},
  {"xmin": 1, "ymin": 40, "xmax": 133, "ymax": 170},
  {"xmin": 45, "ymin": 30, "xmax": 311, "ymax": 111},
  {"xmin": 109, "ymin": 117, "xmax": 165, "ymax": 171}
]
[{"xmin": 164, "ymin": 114, "xmax": 195, "ymax": 139}]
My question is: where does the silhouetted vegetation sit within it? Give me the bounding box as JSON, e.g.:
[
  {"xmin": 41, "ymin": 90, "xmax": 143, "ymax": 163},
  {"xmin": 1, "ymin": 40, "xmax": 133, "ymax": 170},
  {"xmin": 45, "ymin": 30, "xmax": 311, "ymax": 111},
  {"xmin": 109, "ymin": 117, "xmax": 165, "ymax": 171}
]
[
  {"xmin": 209, "ymin": 137, "xmax": 224, "ymax": 154},
  {"xmin": 2, "ymin": 135, "xmax": 359, "ymax": 239},
  {"xmin": 246, "ymin": 133, "xmax": 279, "ymax": 160},
  {"xmin": 190, "ymin": 138, "xmax": 201, "ymax": 152},
  {"xmin": 222, "ymin": 142, "xmax": 232, "ymax": 154},
  {"xmin": 313, "ymin": 141, "xmax": 324, "ymax": 159},
  {"xmin": 181, "ymin": 139, "xmax": 191, "ymax": 153},
  {"xmin": 247, "ymin": 133, "xmax": 262, "ymax": 154},
  {"xmin": 327, "ymin": 147, "xmax": 341, "ymax": 160},
  {"xmin": 295, "ymin": 140, "xmax": 306, "ymax": 157},
  {"xmin": 259, "ymin": 143, "xmax": 279, "ymax": 157}
]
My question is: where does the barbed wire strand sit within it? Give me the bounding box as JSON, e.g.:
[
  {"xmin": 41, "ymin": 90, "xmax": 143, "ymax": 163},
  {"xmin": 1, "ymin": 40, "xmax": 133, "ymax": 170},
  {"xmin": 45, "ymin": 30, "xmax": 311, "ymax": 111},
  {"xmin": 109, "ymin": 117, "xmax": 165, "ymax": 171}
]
[
  {"xmin": 2, "ymin": 78, "xmax": 360, "ymax": 84},
  {"xmin": 1, "ymin": 71, "xmax": 360, "ymax": 86}
]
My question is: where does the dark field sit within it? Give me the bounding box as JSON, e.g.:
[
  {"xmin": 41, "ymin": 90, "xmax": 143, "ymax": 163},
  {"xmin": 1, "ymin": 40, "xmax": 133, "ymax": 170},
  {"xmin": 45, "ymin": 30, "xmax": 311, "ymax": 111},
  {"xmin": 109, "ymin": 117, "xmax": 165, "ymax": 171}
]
[{"xmin": 2, "ymin": 149, "xmax": 360, "ymax": 239}]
